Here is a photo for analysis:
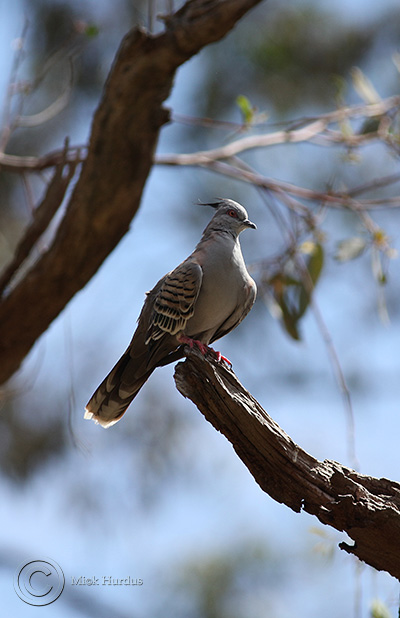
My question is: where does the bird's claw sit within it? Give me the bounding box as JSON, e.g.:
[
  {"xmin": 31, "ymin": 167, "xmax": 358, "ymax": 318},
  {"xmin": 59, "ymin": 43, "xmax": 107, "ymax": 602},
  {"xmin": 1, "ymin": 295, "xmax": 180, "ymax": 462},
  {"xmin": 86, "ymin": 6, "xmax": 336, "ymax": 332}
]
[
  {"xmin": 179, "ymin": 335, "xmax": 232, "ymax": 368},
  {"xmin": 179, "ymin": 335, "xmax": 208, "ymax": 355},
  {"xmin": 209, "ymin": 348, "xmax": 232, "ymax": 368}
]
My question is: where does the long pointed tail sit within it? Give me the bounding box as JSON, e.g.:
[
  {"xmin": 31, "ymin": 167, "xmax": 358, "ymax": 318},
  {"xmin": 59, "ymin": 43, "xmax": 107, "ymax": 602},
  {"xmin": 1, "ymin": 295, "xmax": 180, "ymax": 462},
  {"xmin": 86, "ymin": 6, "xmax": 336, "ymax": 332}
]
[{"xmin": 85, "ymin": 351, "xmax": 153, "ymax": 428}]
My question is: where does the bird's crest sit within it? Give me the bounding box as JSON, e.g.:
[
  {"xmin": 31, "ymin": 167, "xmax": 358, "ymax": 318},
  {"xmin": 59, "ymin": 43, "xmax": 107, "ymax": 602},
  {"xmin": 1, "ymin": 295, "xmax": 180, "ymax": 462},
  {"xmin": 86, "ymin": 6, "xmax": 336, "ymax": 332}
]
[{"xmin": 197, "ymin": 199, "xmax": 224, "ymax": 209}]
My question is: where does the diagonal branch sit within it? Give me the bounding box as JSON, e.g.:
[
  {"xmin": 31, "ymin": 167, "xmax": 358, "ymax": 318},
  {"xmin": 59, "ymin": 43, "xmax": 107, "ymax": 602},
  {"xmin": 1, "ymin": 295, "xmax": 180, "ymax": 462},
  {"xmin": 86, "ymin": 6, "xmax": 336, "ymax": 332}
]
[
  {"xmin": 174, "ymin": 350, "xmax": 400, "ymax": 580},
  {"xmin": 3, "ymin": 96, "xmax": 400, "ymax": 173},
  {"xmin": 0, "ymin": 143, "xmax": 78, "ymax": 296},
  {"xmin": 175, "ymin": 158, "xmax": 400, "ymax": 210},
  {"xmin": 0, "ymin": 0, "xmax": 263, "ymax": 385},
  {"xmin": 155, "ymin": 96, "xmax": 400, "ymax": 164},
  {"xmin": 0, "ymin": 145, "xmax": 86, "ymax": 172}
]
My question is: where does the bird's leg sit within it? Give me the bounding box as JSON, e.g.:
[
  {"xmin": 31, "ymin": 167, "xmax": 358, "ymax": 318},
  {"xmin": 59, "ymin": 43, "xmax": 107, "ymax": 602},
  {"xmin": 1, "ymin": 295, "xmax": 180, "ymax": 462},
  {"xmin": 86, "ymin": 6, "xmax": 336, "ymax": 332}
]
[
  {"xmin": 178, "ymin": 335, "xmax": 209, "ymax": 355},
  {"xmin": 178, "ymin": 335, "xmax": 232, "ymax": 368}
]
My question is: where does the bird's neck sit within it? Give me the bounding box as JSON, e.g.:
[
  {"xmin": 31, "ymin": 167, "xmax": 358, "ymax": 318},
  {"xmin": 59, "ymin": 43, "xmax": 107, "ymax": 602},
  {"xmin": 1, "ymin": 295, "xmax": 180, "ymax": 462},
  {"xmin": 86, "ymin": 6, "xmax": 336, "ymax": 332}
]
[
  {"xmin": 194, "ymin": 230, "xmax": 243, "ymax": 268},
  {"xmin": 199, "ymin": 226, "xmax": 239, "ymax": 244}
]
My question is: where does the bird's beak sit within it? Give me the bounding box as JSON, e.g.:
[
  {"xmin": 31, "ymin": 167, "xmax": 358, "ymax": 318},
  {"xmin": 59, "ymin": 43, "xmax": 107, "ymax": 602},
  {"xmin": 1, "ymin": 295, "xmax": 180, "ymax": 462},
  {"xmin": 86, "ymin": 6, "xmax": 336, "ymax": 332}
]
[{"xmin": 244, "ymin": 219, "xmax": 257, "ymax": 230}]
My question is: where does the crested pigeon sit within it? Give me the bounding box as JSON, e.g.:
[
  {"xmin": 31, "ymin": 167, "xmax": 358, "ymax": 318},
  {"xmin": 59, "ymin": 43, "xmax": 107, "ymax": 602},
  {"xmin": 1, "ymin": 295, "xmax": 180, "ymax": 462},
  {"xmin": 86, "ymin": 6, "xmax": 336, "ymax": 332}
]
[{"xmin": 85, "ymin": 199, "xmax": 257, "ymax": 427}]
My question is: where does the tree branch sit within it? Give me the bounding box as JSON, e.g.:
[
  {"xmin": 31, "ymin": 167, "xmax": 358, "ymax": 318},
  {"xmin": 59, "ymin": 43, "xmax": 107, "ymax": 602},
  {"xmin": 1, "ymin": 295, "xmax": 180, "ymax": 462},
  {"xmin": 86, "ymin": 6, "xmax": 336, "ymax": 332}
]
[
  {"xmin": 172, "ymin": 158, "xmax": 400, "ymax": 211},
  {"xmin": 0, "ymin": 0, "xmax": 263, "ymax": 385},
  {"xmin": 156, "ymin": 96, "xmax": 400, "ymax": 165},
  {"xmin": 174, "ymin": 351, "xmax": 400, "ymax": 580},
  {"xmin": 0, "ymin": 145, "xmax": 86, "ymax": 171},
  {"xmin": 0, "ymin": 142, "xmax": 78, "ymax": 296}
]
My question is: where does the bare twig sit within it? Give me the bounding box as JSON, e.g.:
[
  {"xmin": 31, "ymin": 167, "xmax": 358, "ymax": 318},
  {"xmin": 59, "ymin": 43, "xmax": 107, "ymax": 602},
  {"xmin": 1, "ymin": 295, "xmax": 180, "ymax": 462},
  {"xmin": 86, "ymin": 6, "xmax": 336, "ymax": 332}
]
[
  {"xmin": 157, "ymin": 118, "xmax": 329, "ymax": 164},
  {"xmin": 172, "ymin": 111, "xmax": 250, "ymax": 130},
  {"xmin": 0, "ymin": 141, "xmax": 78, "ymax": 297},
  {"xmin": 347, "ymin": 172, "xmax": 400, "ymax": 197},
  {"xmin": 157, "ymin": 97, "xmax": 400, "ymax": 164},
  {"xmin": 0, "ymin": 19, "xmax": 30, "ymax": 152},
  {"xmin": 184, "ymin": 159, "xmax": 400, "ymax": 211},
  {"xmin": 0, "ymin": 145, "xmax": 87, "ymax": 171},
  {"xmin": 16, "ymin": 58, "xmax": 74, "ymax": 128},
  {"xmin": 2, "ymin": 93, "xmax": 399, "ymax": 221},
  {"xmin": 21, "ymin": 173, "xmax": 36, "ymax": 216},
  {"xmin": 306, "ymin": 280, "xmax": 359, "ymax": 469}
]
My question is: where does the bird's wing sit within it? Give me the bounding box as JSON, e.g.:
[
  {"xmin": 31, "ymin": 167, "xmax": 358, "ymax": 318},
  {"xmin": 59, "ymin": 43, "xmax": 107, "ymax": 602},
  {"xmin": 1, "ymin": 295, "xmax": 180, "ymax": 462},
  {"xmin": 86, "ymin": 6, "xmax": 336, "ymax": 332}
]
[
  {"xmin": 145, "ymin": 258, "xmax": 203, "ymax": 346},
  {"xmin": 210, "ymin": 278, "xmax": 257, "ymax": 344},
  {"xmin": 84, "ymin": 260, "xmax": 203, "ymax": 427}
]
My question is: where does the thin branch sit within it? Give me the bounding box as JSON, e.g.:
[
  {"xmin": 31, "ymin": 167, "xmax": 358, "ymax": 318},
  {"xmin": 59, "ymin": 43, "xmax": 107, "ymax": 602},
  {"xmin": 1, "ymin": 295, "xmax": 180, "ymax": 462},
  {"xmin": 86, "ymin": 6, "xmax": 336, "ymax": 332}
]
[
  {"xmin": 21, "ymin": 172, "xmax": 36, "ymax": 216},
  {"xmin": 347, "ymin": 172, "xmax": 400, "ymax": 197},
  {"xmin": 308, "ymin": 290, "xmax": 359, "ymax": 469},
  {"xmin": 156, "ymin": 97, "xmax": 400, "ymax": 165},
  {"xmin": 0, "ymin": 145, "xmax": 87, "ymax": 171},
  {"xmin": 15, "ymin": 58, "xmax": 74, "ymax": 128},
  {"xmin": 0, "ymin": 19, "xmax": 30, "ymax": 152},
  {"xmin": 185, "ymin": 158, "xmax": 400, "ymax": 211},
  {"xmin": 253, "ymin": 194, "xmax": 358, "ymax": 468},
  {"xmin": 0, "ymin": 142, "xmax": 78, "ymax": 297},
  {"xmin": 172, "ymin": 111, "xmax": 250, "ymax": 130},
  {"xmin": 157, "ymin": 118, "xmax": 328, "ymax": 164},
  {"xmin": 3, "ymin": 95, "xmax": 399, "ymax": 173}
]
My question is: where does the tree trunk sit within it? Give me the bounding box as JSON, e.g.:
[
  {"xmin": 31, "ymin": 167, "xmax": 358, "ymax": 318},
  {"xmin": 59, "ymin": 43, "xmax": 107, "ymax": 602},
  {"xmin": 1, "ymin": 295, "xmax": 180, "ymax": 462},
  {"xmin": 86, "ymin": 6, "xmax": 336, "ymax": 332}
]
[{"xmin": 0, "ymin": 0, "xmax": 263, "ymax": 385}]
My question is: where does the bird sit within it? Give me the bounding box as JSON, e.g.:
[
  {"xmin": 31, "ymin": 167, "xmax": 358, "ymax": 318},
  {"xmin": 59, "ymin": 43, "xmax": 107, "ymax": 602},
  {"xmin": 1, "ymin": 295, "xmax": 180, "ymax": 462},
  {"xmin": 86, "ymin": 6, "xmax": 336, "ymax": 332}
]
[{"xmin": 84, "ymin": 198, "xmax": 257, "ymax": 428}]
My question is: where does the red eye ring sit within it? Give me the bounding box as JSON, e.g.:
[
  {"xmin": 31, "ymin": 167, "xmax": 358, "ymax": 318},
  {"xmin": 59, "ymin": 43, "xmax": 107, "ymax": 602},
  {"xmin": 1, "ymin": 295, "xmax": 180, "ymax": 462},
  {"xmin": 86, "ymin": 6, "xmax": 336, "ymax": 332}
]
[{"xmin": 227, "ymin": 209, "xmax": 238, "ymax": 218}]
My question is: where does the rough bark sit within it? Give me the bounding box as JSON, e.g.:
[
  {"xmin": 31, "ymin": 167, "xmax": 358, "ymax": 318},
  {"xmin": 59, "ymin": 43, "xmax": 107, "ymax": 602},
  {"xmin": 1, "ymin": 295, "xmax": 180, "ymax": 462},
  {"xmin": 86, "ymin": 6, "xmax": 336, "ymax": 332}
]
[
  {"xmin": 0, "ymin": 0, "xmax": 263, "ymax": 385},
  {"xmin": 174, "ymin": 350, "xmax": 400, "ymax": 581}
]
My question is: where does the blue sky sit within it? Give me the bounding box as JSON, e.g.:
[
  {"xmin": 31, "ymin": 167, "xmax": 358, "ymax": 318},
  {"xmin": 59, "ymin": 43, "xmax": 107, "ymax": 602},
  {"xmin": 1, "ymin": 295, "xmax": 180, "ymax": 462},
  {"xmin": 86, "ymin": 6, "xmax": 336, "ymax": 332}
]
[{"xmin": 1, "ymin": 1, "xmax": 400, "ymax": 616}]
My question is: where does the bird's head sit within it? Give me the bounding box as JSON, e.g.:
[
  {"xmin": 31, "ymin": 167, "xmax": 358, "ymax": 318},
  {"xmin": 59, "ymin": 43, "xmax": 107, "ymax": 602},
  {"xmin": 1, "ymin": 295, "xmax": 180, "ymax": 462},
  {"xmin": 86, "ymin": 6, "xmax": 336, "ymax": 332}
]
[{"xmin": 201, "ymin": 199, "xmax": 256, "ymax": 237}]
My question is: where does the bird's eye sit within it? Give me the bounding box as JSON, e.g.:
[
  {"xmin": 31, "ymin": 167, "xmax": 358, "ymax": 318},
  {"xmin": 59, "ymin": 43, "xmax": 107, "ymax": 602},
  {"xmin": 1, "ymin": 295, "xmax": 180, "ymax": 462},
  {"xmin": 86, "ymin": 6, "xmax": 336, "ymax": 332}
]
[{"xmin": 227, "ymin": 209, "xmax": 238, "ymax": 218}]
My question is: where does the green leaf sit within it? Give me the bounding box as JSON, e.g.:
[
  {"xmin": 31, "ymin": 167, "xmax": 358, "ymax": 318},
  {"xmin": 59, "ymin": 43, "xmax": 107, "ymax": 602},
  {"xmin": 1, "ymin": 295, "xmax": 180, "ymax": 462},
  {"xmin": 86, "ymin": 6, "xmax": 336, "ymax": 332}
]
[
  {"xmin": 85, "ymin": 23, "xmax": 100, "ymax": 38},
  {"xmin": 359, "ymin": 116, "xmax": 382, "ymax": 135},
  {"xmin": 351, "ymin": 67, "xmax": 381, "ymax": 104},
  {"xmin": 335, "ymin": 237, "xmax": 367, "ymax": 262},
  {"xmin": 298, "ymin": 242, "xmax": 324, "ymax": 317},
  {"xmin": 370, "ymin": 599, "xmax": 392, "ymax": 618},
  {"xmin": 236, "ymin": 94, "xmax": 255, "ymax": 124},
  {"xmin": 266, "ymin": 273, "xmax": 302, "ymax": 340},
  {"xmin": 266, "ymin": 245, "xmax": 324, "ymax": 340},
  {"xmin": 280, "ymin": 297, "xmax": 301, "ymax": 340},
  {"xmin": 304, "ymin": 242, "xmax": 324, "ymax": 285},
  {"xmin": 371, "ymin": 247, "xmax": 386, "ymax": 285}
]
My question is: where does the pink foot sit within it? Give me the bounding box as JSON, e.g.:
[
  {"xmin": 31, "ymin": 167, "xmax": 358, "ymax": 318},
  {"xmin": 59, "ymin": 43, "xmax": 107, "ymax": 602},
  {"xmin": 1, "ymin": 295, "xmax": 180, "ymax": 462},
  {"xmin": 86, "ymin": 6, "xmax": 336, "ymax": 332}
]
[
  {"xmin": 212, "ymin": 350, "xmax": 232, "ymax": 368},
  {"xmin": 178, "ymin": 335, "xmax": 232, "ymax": 368},
  {"xmin": 178, "ymin": 335, "xmax": 209, "ymax": 355}
]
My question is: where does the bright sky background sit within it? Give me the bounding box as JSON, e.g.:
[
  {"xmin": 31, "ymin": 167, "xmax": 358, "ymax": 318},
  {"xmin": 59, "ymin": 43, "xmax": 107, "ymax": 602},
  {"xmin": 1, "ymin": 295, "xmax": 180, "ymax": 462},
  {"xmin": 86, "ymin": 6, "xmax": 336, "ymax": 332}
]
[{"xmin": 1, "ymin": 1, "xmax": 400, "ymax": 616}]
